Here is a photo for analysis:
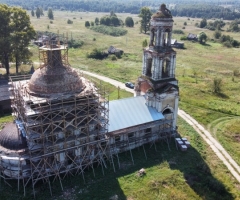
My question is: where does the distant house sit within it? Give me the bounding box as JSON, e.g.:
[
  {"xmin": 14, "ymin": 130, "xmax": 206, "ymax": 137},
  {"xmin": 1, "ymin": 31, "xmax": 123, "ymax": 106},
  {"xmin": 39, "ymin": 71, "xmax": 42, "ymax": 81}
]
[
  {"xmin": 171, "ymin": 39, "xmax": 184, "ymax": 49},
  {"xmin": 187, "ymin": 33, "xmax": 198, "ymax": 41}
]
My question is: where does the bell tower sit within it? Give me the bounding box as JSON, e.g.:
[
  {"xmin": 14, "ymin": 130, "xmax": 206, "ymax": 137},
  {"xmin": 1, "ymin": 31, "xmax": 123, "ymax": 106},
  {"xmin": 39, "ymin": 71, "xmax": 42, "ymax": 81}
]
[
  {"xmin": 142, "ymin": 4, "xmax": 176, "ymax": 81},
  {"xmin": 136, "ymin": 4, "xmax": 179, "ymax": 130}
]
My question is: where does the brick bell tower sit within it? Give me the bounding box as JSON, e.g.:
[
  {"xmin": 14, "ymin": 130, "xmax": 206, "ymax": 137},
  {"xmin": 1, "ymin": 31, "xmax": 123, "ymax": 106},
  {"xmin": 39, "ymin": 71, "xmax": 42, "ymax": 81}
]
[{"xmin": 136, "ymin": 4, "xmax": 179, "ymax": 131}]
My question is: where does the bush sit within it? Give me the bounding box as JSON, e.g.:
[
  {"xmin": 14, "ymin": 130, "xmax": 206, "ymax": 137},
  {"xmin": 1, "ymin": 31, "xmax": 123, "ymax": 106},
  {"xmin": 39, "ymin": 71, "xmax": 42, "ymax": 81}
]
[
  {"xmin": 213, "ymin": 30, "xmax": 221, "ymax": 39},
  {"xmin": 90, "ymin": 25, "xmax": 127, "ymax": 36},
  {"xmin": 87, "ymin": 48, "xmax": 108, "ymax": 60},
  {"xmin": 50, "ymin": 20, "xmax": 53, "ymax": 24},
  {"xmin": 68, "ymin": 40, "xmax": 84, "ymax": 48},
  {"xmin": 111, "ymin": 55, "xmax": 117, "ymax": 61},
  {"xmin": 67, "ymin": 19, "xmax": 73, "ymax": 24},
  {"xmin": 182, "ymin": 27, "xmax": 185, "ymax": 29},
  {"xmin": 205, "ymin": 25, "xmax": 215, "ymax": 31},
  {"xmin": 223, "ymin": 41, "xmax": 232, "ymax": 48},
  {"xmin": 125, "ymin": 17, "xmax": 134, "ymax": 27},
  {"xmin": 93, "ymin": 38, "xmax": 96, "ymax": 41},
  {"xmin": 233, "ymin": 69, "xmax": 240, "ymax": 76},
  {"xmin": 180, "ymin": 36, "xmax": 188, "ymax": 40},
  {"xmin": 172, "ymin": 30, "xmax": 184, "ymax": 34},
  {"xmin": 212, "ymin": 77, "xmax": 223, "ymax": 93},
  {"xmin": 142, "ymin": 39, "xmax": 148, "ymax": 47},
  {"xmin": 115, "ymin": 51, "xmax": 123, "ymax": 58},
  {"xmin": 85, "ymin": 21, "xmax": 90, "ymax": 27},
  {"xmin": 184, "ymin": 22, "xmax": 187, "ymax": 26}
]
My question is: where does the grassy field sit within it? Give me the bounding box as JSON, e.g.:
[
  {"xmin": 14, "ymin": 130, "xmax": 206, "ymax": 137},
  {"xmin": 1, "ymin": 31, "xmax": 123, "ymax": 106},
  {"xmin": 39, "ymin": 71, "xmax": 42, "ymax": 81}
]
[{"xmin": 1, "ymin": 10, "xmax": 240, "ymax": 199}]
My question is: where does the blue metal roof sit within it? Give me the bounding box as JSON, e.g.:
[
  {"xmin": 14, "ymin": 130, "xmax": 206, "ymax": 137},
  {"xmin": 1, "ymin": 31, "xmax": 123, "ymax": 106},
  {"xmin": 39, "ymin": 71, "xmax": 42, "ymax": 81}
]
[{"xmin": 108, "ymin": 96, "xmax": 164, "ymax": 132}]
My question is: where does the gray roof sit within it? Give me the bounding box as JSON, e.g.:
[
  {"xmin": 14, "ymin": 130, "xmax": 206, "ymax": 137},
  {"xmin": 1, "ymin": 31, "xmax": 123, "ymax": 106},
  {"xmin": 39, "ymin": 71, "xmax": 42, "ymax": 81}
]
[{"xmin": 108, "ymin": 96, "xmax": 164, "ymax": 133}]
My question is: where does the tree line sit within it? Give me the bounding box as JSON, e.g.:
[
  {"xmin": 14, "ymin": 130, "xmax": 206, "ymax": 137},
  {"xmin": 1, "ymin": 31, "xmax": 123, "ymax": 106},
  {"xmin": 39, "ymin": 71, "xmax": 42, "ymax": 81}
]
[{"xmin": 1, "ymin": 0, "xmax": 240, "ymax": 19}]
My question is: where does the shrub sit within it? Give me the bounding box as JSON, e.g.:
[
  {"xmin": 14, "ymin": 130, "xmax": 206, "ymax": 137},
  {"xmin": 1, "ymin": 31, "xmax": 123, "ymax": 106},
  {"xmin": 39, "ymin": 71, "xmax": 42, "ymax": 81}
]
[
  {"xmin": 90, "ymin": 25, "xmax": 127, "ymax": 36},
  {"xmin": 182, "ymin": 27, "xmax": 185, "ymax": 29},
  {"xmin": 172, "ymin": 30, "xmax": 184, "ymax": 34},
  {"xmin": 67, "ymin": 19, "xmax": 73, "ymax": 24},
  {"xmin": 125, "ymin": 17, "xmax": 134, "ymax": 27},
  {"xmin": 142, "ymin": 39, "xmax": 148, "ymax": 47},
  {"xmin": 50, "ymin": 20, "xmax": 53, "ymax": 24},
  {"xmin": 212, "ymin": 77, "xmax": 223, "ymax": 93},
  {"xmin": 73, "ymin": 17, "xmax": 76, "ymax": 19},
  {"xmin": 213, "ymin": 30, "xmax": 221, "ymax": 39},
  {"xmin": 111, "ymin": 55, "xmax": 117, "ymax": 61},
  {"xmin": 85, "ymin": 21, "xmax": 90, "ymax": 27},
  {"xmin": 223, "ymin": 41, "xmax": 232, "ymax": 48},
  {"xmin": 184, "ymin": 22, "xmax": 187, "ymax": 26},
  {"xmin": 233, "ymin": 69, "xmax": 240, "ymax": 76},
  {"xmin": 93, "ymin": 38, "xmax": 96, "ymax": 41},
  {"xmin": 180, "ymin": 36, "xmax": 188, "ymax": 40},
  {"xmin": 115, "ymin": 51, "xmax": 122, "ymax": 58},
  {"xmin": 68, "ymin": 40, "xmax": 84, "ymax": 48},
  {"xmin": 87, "ymin": 48, "xmax": 107, "ymax": 60}
]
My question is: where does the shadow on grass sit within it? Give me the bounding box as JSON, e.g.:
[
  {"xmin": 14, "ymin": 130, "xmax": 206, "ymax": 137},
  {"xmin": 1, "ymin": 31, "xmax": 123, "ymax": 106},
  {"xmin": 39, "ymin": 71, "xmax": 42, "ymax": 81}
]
[
  {"xmin": 0, "ymin": 140, "xmax": 235, "ymax": 200},
  {"xmin": 214, "ymin": 92, "xmax": 229, "ymax": 99},
  {"xmin": 200, "ymin": 43, "xmax": 211, "ymax": 47}
]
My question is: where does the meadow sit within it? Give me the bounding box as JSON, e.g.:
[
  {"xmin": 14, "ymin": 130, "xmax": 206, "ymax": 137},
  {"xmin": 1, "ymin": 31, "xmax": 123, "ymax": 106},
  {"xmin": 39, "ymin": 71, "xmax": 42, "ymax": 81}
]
[{"xmin": 1, "ymin": 10, "xmax": 240, "ymax": 199}]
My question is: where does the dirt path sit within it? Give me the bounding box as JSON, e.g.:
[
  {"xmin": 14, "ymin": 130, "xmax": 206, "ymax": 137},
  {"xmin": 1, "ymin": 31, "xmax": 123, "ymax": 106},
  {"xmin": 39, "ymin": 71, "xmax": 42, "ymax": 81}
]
[
  {"xmin": 178, "ymin": 109, "xmax": 240, "ymax": 183},
  {"xmin": 78, "ymin": 70, "xmax": 135, "ymax": 94},
  {"xmin": 79, "ymin": 70, "xmax": 240, "ymax": 183}
]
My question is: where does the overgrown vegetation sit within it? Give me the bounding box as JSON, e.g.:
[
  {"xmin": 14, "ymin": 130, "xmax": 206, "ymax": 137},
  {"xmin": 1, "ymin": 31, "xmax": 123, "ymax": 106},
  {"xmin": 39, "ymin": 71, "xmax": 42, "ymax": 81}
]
[
  {"xmin": 173, "ymin": 29, "xmax": 184, "ymax": 34},
  {"xmin": 90, "ymin": 25, "xmax": 127, "ymax": 36},
  {"xmin": 86, "ymin": 48, "xmax": 107, "ymax": 60}
]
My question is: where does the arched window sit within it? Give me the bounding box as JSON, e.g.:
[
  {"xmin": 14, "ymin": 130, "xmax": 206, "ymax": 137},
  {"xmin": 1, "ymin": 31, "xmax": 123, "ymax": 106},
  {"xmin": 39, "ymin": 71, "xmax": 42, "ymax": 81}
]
[
  {"xmin": 162, "ymin": 57, "xmax": 170, "ymax": 78},
  {"xmin": 165, "ymin": 28, "xmax": 171, "ymax": 46},
  {"xmin": 146, "ymin": 55, "xmax": 152, "ymax": 76}
]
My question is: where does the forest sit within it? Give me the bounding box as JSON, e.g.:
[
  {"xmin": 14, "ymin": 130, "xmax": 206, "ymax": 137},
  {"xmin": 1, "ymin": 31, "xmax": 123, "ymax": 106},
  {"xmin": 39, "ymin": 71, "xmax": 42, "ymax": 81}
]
[{"xmin": 0, "ymin": 0, "xmax": 240, "ymax": 19}]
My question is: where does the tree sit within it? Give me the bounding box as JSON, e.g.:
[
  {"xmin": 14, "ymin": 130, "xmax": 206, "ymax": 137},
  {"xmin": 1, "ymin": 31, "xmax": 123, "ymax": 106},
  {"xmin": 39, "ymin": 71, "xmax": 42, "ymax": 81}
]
[
  {"xmin": 198, "ymin": 32, "xmax": 207, "ymax": 44},
  {"xmin": 48, "ymin": 8, "xmax": 54, "ymax": 20},
  {"xmin": 110, "ymin": 16, "xmax": 119, "ymax": 26},
  {"xmin": 0, "ymin": 5, "xmax": 35, "ymax": 75},
  {"xmin": 90, "ymin": 21, "xmax": 94, "ymax": 26},
  {"xmin": 213, "ymin": 30, "xmax": 221, "ymax": 39},
  {"xmin": 36, "ymin": 7, "xmax": 40, "ymax": 18},
  {"xmin": 85, "ymin": 21, "xmax": 90, "ymax": 28},
  {"xmin": 125, "ymin": 17, "xmax": 134, "ymax": 27},
  {"xmin": 212, "ymin": 77, "xmax": 223, "ymax": 93},
  {"xmin": 139, "ymin": 7, "xmax": 152, "ymax": 34},
  {"xmin": 67, "ymin": 19, "xmax": 73, "ymax": 24},
  {"xmin": 110, "ymin": 10, "xmax": 116, "ymax": 17},
  {"xmin": 199, "ymin": 18, "xmax": 207, "ymax": 28},
  {"xmin": 31, "ymin": 10, "xmax": 34, "ymax": 17},
  {"xmin": 95, "ymin": 17, "xmax": 99, "ymax": 25},
  {"xmin": 40, "ymin": 7, "xmax": 44, "ymax": 16}
]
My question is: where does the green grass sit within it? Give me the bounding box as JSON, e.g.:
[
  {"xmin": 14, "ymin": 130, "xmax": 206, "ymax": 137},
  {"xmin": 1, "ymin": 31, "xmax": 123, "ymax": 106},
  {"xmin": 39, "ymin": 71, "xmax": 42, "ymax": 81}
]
[
  {"xmin": 0, "ymin": 114, "xmax": 13, "ymax": 130},
  {"xmin": 85, "ymin": 75, "xmax": 133, "ymax": 101},
  {"xmin": 1, "ymin": 117, "xmax": 239, "ymax": 200}
]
